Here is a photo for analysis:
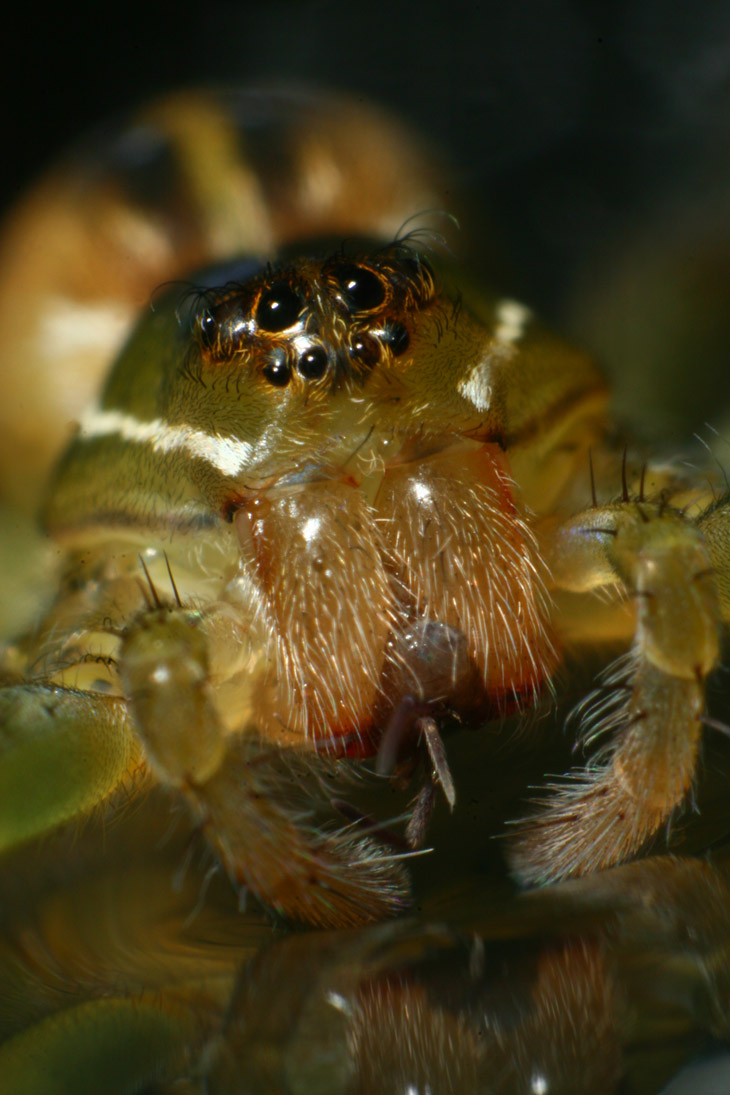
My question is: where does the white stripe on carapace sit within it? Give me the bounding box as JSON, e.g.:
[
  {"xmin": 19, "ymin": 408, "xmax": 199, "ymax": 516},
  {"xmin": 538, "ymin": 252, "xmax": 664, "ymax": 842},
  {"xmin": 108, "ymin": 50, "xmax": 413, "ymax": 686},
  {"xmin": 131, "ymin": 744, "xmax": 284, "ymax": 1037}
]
[
  {"xmin": 494, "ymin": 299, "xmax": 532, "ymax": 345},
  {"xmin": 457, "ymin": 358, "xmax": 493, "ymax": 412},
  {"xmin": 78, "ymin": 408, "xmax": 253, "ymax": 477}
]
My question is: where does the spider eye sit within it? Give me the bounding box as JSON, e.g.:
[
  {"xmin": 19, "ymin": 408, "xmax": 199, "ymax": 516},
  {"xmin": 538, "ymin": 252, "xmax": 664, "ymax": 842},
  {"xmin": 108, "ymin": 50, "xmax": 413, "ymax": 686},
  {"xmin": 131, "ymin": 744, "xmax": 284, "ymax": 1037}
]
[
  {"xmin": 198, "ymin": 310, "xmax": 218, "ymax": 350},
  {"xmin": 297, "ymin": 345, "xmax": 329, "ymax": 380},
  {"xmin": 262, "ymin": 347, "xmax": 292, "ymax": 387},
  {"xmin": 349, "ymin": 333, "xmax": 381, "ymax": 369},
  {"xmin": 256, "ymin": 283, "xmax": 302, "ymax": 332},
  {"xmin": 383, "ymin": 320, "xmax": 410, "ymax": 356},
  {"xmin": 332, "ymin": 263, "xmax": 386, "ymax": 313},
  {"xmin": 195, "ymin": 298, "xmax": 247, "ymax": 358}
]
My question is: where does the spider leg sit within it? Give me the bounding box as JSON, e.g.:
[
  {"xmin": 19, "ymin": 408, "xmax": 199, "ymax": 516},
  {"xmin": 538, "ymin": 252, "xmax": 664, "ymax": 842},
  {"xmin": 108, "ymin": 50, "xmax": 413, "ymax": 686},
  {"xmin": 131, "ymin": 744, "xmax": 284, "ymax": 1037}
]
[
  {"xmin": 0, "ymin": 685, "xmax": 139, "ymax": 853},
  {"xmin": 119, "ymin": 599, "xmax": 410, "ymax": 928},
  {"xmin": 511, "ymin": 499, "xmax": 721, "ymax": 884},
  {"xmin": 377, "ymin": 700, "xmax": 455, "ymax": 848}
]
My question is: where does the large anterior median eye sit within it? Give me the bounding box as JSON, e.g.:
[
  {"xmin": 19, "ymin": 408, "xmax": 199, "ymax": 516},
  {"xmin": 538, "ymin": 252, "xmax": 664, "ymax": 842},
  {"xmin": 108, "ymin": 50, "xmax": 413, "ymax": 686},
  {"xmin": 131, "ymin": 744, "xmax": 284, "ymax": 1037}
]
[
  {"xmin": 331, "ymin": 263, "xmax": 386, "ymax": 313},
  {"xmin": 256, "ymin": 283, "xmax": 303, "ymax": 332}
]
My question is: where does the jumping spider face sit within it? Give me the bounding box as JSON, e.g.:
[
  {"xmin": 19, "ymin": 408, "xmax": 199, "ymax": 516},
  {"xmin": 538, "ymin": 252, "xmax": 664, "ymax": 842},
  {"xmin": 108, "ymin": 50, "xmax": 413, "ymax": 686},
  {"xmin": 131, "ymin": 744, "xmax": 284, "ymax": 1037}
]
[{"xmin": 0, "ymin": 86, "xmax": 729, "ymax": 1091}]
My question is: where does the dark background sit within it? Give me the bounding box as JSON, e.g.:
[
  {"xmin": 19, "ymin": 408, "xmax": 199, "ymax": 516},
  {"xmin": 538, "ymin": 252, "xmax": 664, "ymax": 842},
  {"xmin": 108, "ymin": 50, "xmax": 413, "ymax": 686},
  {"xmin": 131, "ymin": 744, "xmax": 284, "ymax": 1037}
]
[{"xmin": 5, "ymin": 0, "xmax": 730, "ymax": 435}]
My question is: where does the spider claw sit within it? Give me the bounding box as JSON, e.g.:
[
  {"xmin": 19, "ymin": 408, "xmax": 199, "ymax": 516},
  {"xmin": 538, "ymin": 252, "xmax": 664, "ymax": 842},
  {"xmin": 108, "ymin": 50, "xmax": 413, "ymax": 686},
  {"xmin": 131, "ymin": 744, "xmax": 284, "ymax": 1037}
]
[
  {"xmin": 406, "ymin": 781, "xmax": 436, "ymax": 848},
  {"xmin": 418, "ymin": 716, "xmax": 456, "ymax": 810},
  {"xmin": 376, "ymin": 695, "xmax": 420, "ymax": 776}
]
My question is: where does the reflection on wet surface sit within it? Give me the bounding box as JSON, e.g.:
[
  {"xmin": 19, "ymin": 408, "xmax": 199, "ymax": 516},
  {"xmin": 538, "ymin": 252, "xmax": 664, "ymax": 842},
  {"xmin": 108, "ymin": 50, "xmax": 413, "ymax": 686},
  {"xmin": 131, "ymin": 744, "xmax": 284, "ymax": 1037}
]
[{"xmin": 1, "ymin": 704, "xmax": 730, "ymax": 1093}]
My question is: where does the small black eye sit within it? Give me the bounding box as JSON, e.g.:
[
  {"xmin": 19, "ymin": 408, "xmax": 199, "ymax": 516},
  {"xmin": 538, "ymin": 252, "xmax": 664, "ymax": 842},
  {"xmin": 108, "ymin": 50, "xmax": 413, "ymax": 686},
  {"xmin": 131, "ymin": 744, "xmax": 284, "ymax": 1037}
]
[
  {"xmin": 262, "ymin": 348, "xmax": 292, "ymax": 387},
  {"xmin": 332, "ymin": 263, "xmax": 385, "ymax": 313},
  {"xmin": 256, "ymin": 283, "xmax": 302, "ymax": 332},
  {"xmin": 196, "ymin": 296, "xmax": 249, "ymax": 358},
  {"xmin": 383, "ymin": 321, "xmax": 410, "ymax": 356},
  {"xmin": 349, "ymin": 333, "xmax": 381, "ymax": 369},
  {"xmin": 198, "ymin": 311, "xmax": 218, "ymax": 351},
  {"xmin": 297, "ymin": 345, "xmax": 329, "ymax": 380}
]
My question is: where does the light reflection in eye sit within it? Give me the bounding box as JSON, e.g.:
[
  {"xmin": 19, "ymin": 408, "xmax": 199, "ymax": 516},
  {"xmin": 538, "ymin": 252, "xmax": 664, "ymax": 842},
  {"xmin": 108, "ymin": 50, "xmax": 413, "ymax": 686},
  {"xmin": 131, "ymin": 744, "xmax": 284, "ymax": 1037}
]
[{"xmin": 531, "ymin": 1073, "xmax": 549, "ymax": 1095}]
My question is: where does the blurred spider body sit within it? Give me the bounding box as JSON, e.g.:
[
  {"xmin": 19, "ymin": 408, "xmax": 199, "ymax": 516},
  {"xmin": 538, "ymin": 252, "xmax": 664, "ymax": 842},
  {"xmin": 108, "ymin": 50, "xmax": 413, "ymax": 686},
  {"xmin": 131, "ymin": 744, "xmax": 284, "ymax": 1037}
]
[{"xmin": 1, "ymin": 86, "xmax": 730, "ymax": 1092}]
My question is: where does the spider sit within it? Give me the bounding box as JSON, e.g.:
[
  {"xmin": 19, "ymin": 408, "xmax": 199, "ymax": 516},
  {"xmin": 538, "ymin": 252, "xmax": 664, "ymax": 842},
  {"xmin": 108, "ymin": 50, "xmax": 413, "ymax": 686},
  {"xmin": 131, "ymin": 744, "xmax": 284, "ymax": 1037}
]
[
  {"xmin": 0, "ymin": 83, "xmax": 726, "ymax": 941},
  {"xmin": 4, "ymin": 81, "xmax": 730, "ymax": 1095},
  {"xmin": 0, "ymin": 86, "xmax": 727, "ymax": 941}
]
